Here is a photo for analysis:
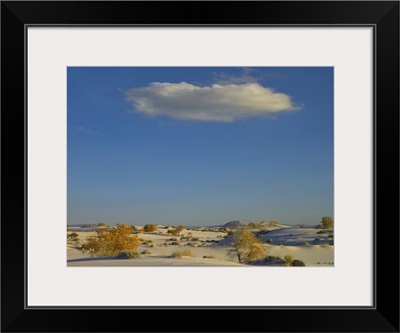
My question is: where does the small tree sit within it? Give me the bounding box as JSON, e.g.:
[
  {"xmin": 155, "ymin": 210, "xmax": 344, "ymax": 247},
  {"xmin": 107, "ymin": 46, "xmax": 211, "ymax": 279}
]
[
  {"xmin": 232, "ymin": 229, "xmax": 266, "ymax": 263},
  {"xmin": 320, "ymin": 216, "xmax": 333, "ymax": 229},
  {"xmin": 81, "ymin": 224, "xmax": 140, "ymax": 257}
]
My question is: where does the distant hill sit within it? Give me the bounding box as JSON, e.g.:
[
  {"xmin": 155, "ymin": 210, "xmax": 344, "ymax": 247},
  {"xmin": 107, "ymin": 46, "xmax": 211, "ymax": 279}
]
[{"xmin": 220, "ymin": 221, "xmax": 244, "ymax": 228}]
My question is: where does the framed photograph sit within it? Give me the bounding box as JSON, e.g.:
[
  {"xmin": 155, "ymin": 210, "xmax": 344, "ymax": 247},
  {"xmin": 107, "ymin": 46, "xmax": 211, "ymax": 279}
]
[{"xmin": 2, "ymin": 1, "xmax": 399, "ymax": 332}]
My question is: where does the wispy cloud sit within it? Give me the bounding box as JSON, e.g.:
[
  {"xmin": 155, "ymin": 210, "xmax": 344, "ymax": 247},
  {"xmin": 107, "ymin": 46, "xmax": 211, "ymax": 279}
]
[
  {"xmin": 213, "ymin": 68, "xmax": 283, "ymax": 85},
  {"xmin": 125, "ymin": 81, "xmax": 300, "ymax": 122},
  {"xmin": 213, "ymin": 67, "xmax": 259, "ymax": 85}
]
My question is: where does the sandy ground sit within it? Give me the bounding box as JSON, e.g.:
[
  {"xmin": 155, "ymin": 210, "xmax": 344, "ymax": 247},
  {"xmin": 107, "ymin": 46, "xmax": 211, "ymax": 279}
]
[{"xmin": 67, "ymin": 224, "xmax": 334, "ymax": 267}]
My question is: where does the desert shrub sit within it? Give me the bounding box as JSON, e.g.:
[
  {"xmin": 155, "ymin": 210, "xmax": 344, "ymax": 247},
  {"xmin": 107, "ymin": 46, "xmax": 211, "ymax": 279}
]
[
  {"xmin": 176, "ymin": 225, "xmax": 185, "ymax": 234},
  {"xmin": 191, "ymin": 237, "xmax": 200, "ymax": 241},
  {"xmin": 118, "ymin": 250, "xmax": 141, "ymax": 259},
  {"xmin": 170, "ymin": 241, "xmax": 180, "ymax": 245},
  {"xmin": 254, "ymin": 256, "xmax": 285, "ymax": 265},
  {"xmin": 97, "ymin": 222, "xmax": 107, "ymax": 227},
  {"xmin": 268, "ymin": 221, "xmax": 279, "ymax": 227},
  {"xmin": 232, "ymin": 229, "xmax": 267, "ymax": 263},
  {"xmin": 68, "ymin": 232, "xmax": 79, "ymax": 239},
  {"xmin": 81, "ymin": 224, "xmax": 140, "ymax": 257},
  {"xmin": 266, "ymin": 238, "xmax": 273, "ymax": 244},
  {"xmin": 168, "ymin": 238, "xmax": 178, "ymax": 241},
  {"xmin": 168, "ymin": 225, "xmax": 185, "ymax": 236},
  {"xmin": 141, "ymin": 249, "xmax": 151, "ymax": 255},
  {"xmin": 300, "ymin": 224, "xmax": 306, "ymax": 228},
  {"xmin": 203, "ymin": 255, "xmax": 216, "ymax": 259},
  {"xmin": 328, "ymin": 234, "xmax": 334, "ymax": 239},
  {"xmin": 284, "ymin": 255, "xmax": 294, "ymax": 266},
  {"xmin": 83, "ymin": 224, "xmax": 96, "ymax": 228},
  {"xmin": 301, "ymin": 241, "xmax": 310, "ymax": 246},
  {"xmin": 291, "ymin": 259, "xmax": 306, "ymax": 266},
  {"xmin": 202, "ymin": 228, "xmax": 209, "ymax": 232},
  {"xmin": 320, "ymin": 216, "xmax": 333, "ymax": 229},
  {"xmin": 187, "ymin": 242, "xmax": 197, "ymax": 247},
  {"xmin": 171, "ymin": 250, "xmax": 193, "ymax": 258},
  {"xmin": 143, "ymin": 224, "xmax": 158, "ymax": 232}
]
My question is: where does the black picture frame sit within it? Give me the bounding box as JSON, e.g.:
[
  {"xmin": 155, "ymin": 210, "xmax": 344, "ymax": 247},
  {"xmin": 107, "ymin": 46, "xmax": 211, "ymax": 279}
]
[{"xmin": 1, "ymin": 1, "xmax": 399, "ymax": 332}]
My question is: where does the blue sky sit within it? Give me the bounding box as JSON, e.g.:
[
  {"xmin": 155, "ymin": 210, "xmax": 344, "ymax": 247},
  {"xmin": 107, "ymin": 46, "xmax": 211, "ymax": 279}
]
[{"xmin": 67, "ymin": 67, "xmax": 333, "ymax": 226}]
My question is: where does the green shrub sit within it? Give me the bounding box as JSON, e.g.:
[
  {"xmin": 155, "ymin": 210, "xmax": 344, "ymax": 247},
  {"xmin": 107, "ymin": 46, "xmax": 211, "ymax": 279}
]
[
  {"xmin": 266, "ymin": 238, "xmax": 273, "ymax": 244},
  {"xmin": 320, "ymin": 216, "xmax": 333, "ymax": 229},
  {"xmin": 284, "ymin": 255, "xmax": 294, "ymax": 266},
  {"xmin": 67, "ymin": 233, "xmax": 79, "ymax": 241},
  {"xmin": 291, "ymin": 259, "xmax": 306, "ymax": 266},
  {"xmin": 254, "ymin": 256, "xmax": 285, "ymax": 265}
]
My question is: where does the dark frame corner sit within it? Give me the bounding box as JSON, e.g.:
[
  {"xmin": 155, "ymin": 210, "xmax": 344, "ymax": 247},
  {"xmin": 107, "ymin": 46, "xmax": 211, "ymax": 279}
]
[{"xmin": 1, "ymin": 1, "xmax": 399, "ymax": 332}]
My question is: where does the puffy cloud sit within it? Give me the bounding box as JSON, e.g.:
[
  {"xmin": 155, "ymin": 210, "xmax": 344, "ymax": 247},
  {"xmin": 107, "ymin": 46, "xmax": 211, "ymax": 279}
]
[{"xmin": 125, "ymin": 82, "xmax": 300, "ymax": 122}]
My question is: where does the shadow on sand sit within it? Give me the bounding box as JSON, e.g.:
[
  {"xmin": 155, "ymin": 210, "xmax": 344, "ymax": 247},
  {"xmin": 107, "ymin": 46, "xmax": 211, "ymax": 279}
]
[{"xmin": 67, "ymin": 256, "xmax": 124, "ymax": 263}]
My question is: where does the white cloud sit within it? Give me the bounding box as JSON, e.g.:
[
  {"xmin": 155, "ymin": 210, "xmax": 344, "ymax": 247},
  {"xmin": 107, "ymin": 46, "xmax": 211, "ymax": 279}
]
[{"xmin": 125, "ymin": 82, "xmax": 300, "ymax": 122}]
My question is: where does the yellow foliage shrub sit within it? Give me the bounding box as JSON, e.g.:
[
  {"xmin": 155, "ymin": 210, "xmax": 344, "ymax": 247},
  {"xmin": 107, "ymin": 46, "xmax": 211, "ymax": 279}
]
[
  {"xmin": 143, "ymin": 224, "xmax": 158, "ymax": 232},
  {"xmin": 81, "ymin": 224, "xmax": 140, "ymax": 257}
]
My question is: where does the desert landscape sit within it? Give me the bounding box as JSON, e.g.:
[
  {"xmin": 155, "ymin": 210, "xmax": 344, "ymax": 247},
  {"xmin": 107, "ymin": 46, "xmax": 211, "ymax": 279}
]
[{"xmin": 67, "ymin": 219, "xmax": 334, "ymax": 267}]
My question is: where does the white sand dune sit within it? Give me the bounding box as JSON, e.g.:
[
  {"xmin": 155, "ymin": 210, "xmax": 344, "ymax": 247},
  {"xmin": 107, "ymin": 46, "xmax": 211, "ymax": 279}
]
[{"xmin": 67, "ymin": 224, "xmax": 333, "ymax": 267}]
